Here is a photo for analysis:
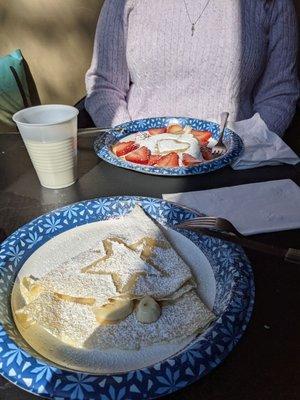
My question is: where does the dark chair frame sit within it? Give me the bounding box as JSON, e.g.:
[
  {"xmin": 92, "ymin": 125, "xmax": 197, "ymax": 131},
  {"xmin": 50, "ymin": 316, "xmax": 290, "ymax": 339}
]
[{"xmin": 74, "ymin": 97, "xmax": 95, "ymax": 129}]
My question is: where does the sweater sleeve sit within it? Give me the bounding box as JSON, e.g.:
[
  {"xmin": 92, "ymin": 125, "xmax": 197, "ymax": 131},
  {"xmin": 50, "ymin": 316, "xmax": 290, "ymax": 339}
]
[
  {"xmin": 253, "ymin": 0, "xmax": 300, "ymax": 136},
  {"xmin": 85, "ymin": 0, "xmax": 131, "ymax": 127}
]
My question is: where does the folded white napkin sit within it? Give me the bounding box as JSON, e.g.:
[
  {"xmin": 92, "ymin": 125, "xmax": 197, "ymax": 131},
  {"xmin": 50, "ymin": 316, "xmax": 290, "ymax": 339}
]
[
  {"xmin": 226, "ymin": 113, "xmax": 299, "ymax": 170},
  {"xmin": 163, "ymin": 179, "xmax": 300, "ymax": 235}
]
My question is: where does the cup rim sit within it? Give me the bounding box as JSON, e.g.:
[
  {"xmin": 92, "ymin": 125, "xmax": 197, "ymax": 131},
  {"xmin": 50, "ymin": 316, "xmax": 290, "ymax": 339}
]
[{"xmin": 12, "ymin": 104, "xmax": 79, "ymax": 127}]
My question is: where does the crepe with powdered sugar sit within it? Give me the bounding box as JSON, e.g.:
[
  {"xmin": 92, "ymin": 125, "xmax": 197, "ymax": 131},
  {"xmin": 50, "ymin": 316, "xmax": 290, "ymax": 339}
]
[{"xmin": 13, "ymin": 206, "xmax": 215, "ymax": 352}]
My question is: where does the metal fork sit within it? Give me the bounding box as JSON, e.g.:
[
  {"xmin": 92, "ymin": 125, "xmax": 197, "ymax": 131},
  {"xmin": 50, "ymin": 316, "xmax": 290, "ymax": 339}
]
[
  {"xmin": 176, "ymin": 216, "xmax": 300, "ymax": 264},
  {"xmin": 212, "ymin": 112, "xmax": 229, "ymax": 156}
]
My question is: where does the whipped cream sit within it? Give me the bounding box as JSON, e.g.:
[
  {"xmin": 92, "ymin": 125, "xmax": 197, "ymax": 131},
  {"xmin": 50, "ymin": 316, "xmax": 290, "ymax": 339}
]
[
  {"xmin": 121, "ymin": 131, "xmax": 203, "ymax": 164},
  {"xmin": 207, "ymin": 137, "xmax": 218, "ymax": 148}
]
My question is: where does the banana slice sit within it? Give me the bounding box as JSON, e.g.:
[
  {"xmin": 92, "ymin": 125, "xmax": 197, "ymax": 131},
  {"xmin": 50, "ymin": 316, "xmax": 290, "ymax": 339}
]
[
  {"xmin": 136, "ymin": 295, "xmax": 161, "ymax": 324},
  {"xmin": 167, "ymin": 123, "xmax": 183, "ymax": 134},
  {"xmin": 93, "ymin": 299, "xmax": 133, "ymax": 324},
  {"xmin": 183, "ymin": 125, "xmax": 193, "ymax": 135}
]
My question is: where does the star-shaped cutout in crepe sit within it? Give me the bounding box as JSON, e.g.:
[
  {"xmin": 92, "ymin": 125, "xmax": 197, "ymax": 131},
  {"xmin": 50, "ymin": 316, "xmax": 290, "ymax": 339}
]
[{"xmin": 81, "ymin": 237, "xmax": 170, "ymax": 294}]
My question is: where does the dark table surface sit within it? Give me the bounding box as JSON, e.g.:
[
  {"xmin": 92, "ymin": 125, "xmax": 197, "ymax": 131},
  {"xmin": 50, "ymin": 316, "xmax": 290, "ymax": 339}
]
[{"xmin": 0, "ymin": 122, "xmax": 300, "ymax": 400}]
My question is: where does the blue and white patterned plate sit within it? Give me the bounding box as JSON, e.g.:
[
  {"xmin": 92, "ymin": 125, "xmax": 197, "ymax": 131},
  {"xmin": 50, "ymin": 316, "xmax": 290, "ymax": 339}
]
[
  {"xmin": 0, "ymin": 197, "xmax": 254, "ymax": 399},
  {"xmin": 94, "ymin": 117, "xmax": 243, "ymax": 176}
]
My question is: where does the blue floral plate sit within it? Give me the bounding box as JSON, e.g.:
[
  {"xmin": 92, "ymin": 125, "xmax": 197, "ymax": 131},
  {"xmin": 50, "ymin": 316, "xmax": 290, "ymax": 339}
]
[
  {"xmin": 94, "ymin": 117, "xmax": 243, "ymax": 176},
  {"xmin": 0, "ymin": 197, "xmax": 254, "ymax": 399}
]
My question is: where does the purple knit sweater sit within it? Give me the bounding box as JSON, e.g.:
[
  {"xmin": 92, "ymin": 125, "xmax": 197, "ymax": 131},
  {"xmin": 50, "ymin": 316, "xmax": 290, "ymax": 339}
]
[{"xmin": 85, "ymin": 0, "xmax": 299, "ymax": 136}]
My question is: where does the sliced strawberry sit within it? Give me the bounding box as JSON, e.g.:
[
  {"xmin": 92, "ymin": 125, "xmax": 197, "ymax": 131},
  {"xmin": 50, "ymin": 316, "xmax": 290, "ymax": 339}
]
[
  {"xmin": 201, "ymin": 146, "xmax": 213, "ymax": 161},
  {"xmin": 112, "ymin": 141, "xmax": 138, "ymax": 157},
  {"xmin": 148, "ymin": 155, "xmax": 161, "ymax": 166},
  {"xmin": 125, "ymin": 146, "xmax": 150, "ymax": 165},
  {"xmin": 166, "ymin": 124, "xmax": 183, "ymax": 134},
  {"xmin": 192, "ymin": 130, "xmax": 212, "ymax": 145},
  {"xmin": 148, "ymin": 128, "xmax": 167, "ymax": 135},
  {"xmin": 182, "ymin": 153, "xmax": 202, "ymax": 166},
  {"xmin": 155, "ymin": 152, "xmax": 179, "ymax": 167}
]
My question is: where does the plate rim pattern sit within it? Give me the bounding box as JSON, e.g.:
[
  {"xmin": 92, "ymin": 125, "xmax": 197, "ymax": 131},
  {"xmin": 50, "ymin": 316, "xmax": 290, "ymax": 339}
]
[{"xmin": 0, "ymin": 196, "xmax": 254, "ymax": 399}]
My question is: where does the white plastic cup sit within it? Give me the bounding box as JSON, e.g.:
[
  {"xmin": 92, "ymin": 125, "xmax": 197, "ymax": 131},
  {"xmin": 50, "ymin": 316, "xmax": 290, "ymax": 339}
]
[{"xmin": 13, "ymin": 104, "xmax": 79, "ymax": 189}]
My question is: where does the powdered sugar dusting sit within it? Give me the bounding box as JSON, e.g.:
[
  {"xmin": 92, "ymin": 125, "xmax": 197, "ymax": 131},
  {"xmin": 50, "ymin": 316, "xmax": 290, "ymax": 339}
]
[
  {"xmin": 42, "ymin": 269, "xmax": 117, "ymax": 306},
  {"xmin": 12, "ymin": 205, "xmax": 215, "ymax": 369},
  {"xmin": 85, "ymin": 291, "xmax": 215, "ymax": 350}
]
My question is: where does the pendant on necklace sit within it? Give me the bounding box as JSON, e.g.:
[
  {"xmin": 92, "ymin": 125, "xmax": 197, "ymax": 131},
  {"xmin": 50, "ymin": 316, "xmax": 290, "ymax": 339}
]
[{"xmin": 191, "ymin": 23, "xmax": 195, "ymax": 36}]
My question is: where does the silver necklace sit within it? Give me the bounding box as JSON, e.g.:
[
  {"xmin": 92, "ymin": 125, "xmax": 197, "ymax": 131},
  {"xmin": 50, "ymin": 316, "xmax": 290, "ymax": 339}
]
[{"xmin": 183, "ymin": 0, "xmax": 211, "ymax": 37}]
